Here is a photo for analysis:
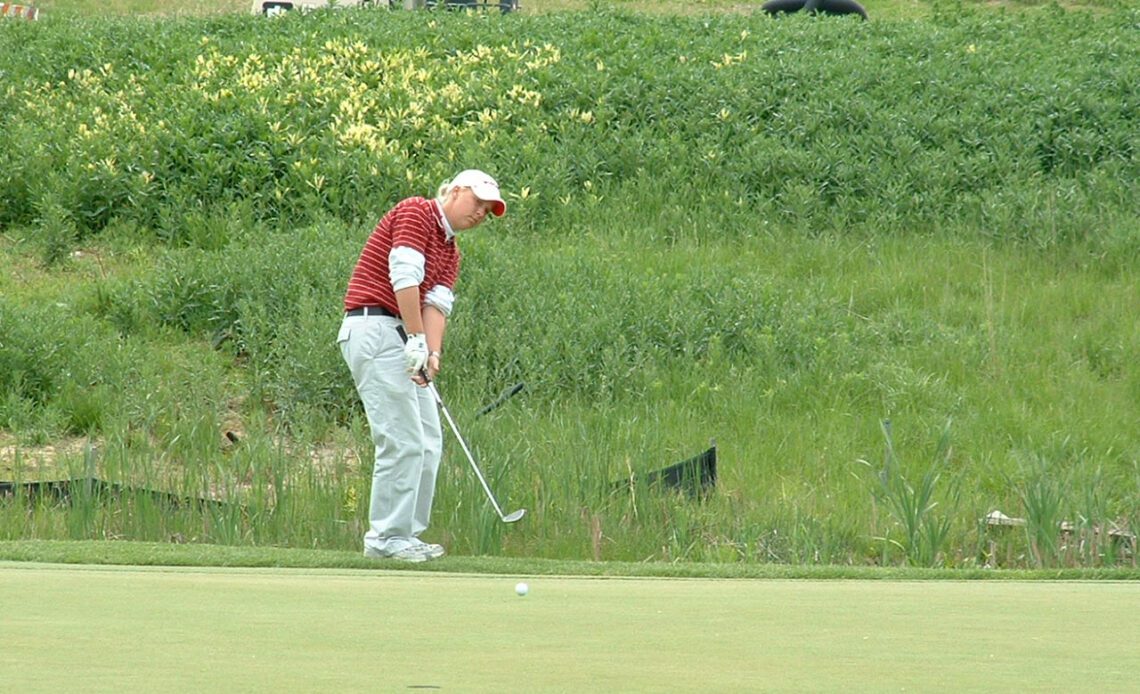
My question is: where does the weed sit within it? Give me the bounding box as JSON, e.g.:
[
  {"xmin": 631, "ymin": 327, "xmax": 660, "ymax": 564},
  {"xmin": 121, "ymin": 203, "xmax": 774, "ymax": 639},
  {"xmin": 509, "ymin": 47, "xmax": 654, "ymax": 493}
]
[{"xmin": 861, "ymin": 419, "xmax": 958, "ymax": 567}]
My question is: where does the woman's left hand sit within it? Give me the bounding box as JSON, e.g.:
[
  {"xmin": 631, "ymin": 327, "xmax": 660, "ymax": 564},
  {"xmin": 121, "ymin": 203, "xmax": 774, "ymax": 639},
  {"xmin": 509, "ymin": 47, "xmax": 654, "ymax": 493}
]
[{"xmin": 413, "ymin": 353, "xmax": 441, "ymax": 387}]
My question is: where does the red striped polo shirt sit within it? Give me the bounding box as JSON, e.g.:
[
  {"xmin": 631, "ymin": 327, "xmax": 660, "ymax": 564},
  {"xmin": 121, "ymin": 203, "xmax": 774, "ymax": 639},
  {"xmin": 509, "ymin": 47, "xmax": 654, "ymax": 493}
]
[{"xmin": 343, "ymin": 197, "xmax": 461, "ymax": 314}]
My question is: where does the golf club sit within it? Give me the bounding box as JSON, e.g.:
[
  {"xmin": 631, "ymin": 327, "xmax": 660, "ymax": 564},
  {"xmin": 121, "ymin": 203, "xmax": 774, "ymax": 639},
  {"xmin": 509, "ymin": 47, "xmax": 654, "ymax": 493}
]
[
  {"xmin": 427, "ymin": 381, "xmax": 526, "ymax": 524},
  {"xmin": 397, "ymin": 326, "xmax": 525, "ymax": 524}
]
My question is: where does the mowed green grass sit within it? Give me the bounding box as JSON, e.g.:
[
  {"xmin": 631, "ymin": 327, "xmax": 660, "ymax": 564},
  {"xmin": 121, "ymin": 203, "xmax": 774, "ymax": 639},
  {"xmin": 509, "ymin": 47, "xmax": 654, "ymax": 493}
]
[{"xmin": 3, "ymin": 562, "xmax": 1136, "ymax": 692}]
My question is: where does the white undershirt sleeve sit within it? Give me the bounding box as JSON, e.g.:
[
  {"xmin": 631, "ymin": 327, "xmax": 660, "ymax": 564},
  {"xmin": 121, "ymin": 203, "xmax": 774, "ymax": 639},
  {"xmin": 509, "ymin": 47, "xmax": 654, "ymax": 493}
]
[
  {"xmin": 424, "ymin": 285, "xmax": 455, "ymax": 317},
  {"xmin": 389, "ymin": 246, "xmax": 425, "ymax": 291}
]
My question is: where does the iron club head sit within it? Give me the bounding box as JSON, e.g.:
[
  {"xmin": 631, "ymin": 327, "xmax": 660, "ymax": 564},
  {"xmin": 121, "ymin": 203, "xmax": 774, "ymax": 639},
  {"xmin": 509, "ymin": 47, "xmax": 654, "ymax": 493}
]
[{"xmin": 502, "ymin": 509, "xmax": 527, "ymax": 523}]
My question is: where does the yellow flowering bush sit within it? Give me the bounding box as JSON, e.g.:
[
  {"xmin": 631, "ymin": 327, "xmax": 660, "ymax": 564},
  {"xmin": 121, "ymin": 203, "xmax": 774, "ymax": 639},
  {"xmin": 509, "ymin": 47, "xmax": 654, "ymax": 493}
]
[{"xmin": 1, "ymin": 9, "xmax": 1135, "ymax": 245}]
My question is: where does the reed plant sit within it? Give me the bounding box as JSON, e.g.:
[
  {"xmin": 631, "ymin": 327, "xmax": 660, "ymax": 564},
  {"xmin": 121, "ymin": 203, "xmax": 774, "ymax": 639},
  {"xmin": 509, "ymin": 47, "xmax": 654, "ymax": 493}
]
[{"xmin": 861, "ymin": 420, "xmax": 957, "ymax": 567}]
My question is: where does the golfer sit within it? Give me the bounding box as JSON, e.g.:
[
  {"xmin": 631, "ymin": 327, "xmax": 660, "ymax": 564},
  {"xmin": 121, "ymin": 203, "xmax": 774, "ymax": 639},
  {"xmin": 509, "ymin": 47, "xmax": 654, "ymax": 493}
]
[{"xmin": 338, "ymin": 169, "xmax": 506, "ymax": 562}]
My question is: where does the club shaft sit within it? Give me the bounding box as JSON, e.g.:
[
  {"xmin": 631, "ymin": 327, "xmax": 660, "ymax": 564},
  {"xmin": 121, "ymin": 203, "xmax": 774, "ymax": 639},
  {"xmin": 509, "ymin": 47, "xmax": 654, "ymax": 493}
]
[{"xmin": 428, "ymin": 382, "xmax": 509, "ymax": 520}]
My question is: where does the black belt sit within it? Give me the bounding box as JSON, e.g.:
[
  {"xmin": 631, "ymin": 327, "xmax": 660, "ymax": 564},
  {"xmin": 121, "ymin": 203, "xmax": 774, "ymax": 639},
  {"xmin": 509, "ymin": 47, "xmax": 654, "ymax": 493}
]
[{"xmin": 345, "ymin": 306, "xmax": 396, "ymax": 318}]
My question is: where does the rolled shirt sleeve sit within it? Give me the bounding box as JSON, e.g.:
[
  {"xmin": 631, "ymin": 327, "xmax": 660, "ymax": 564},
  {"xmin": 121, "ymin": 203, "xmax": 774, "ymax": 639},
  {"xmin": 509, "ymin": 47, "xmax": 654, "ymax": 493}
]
[{"xmin": 424, "ymin": 284, "xmax": 455, "ymax": 317}]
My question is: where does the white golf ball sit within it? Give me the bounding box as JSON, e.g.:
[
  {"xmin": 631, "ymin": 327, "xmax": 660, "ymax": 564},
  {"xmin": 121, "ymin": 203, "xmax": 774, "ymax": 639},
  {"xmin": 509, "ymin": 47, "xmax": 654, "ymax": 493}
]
[{"xmin": 515, "ymin": 582, "xmax": 529, "ymax": 596}]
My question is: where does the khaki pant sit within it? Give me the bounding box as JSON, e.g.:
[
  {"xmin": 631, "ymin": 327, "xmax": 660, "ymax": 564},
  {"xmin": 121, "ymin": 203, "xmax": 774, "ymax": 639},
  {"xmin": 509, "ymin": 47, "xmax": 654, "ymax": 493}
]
[{"xmin": 338, "ymin": 314, "xmax": 442, "ymax": 552}]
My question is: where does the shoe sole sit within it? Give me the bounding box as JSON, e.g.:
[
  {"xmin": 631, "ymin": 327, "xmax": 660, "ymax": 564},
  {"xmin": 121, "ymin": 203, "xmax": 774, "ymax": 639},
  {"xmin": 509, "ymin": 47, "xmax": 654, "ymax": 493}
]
[
  {"xmin": 390, "ymin": 553, "xmax": 428, "ymax": 563},
  {"xmin": 363, "ymin": 549, "xmax": 428, "ymax": 563}
]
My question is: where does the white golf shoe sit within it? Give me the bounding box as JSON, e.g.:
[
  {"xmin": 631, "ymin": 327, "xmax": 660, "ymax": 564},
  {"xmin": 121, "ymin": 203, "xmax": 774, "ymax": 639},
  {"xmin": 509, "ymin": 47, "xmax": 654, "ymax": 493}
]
[
  {"xmin": 410, "ymin": 538, "xmax": 446, "ymax": 559},
  {"xmin": 363, "ymin": 539, "xmax": 428, "ymax": 563}
]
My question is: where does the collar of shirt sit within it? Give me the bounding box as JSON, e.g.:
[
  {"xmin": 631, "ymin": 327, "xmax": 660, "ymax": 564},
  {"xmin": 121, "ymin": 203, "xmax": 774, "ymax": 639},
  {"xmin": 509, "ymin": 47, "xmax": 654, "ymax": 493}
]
[{"xmin": 434, "ymin": 199, "xmax": 455, "ymax": 241}]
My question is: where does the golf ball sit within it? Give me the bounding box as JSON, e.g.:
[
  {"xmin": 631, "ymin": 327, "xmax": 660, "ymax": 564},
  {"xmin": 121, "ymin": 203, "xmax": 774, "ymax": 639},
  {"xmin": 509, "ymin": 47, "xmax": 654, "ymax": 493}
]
[{"xmin": 515, "ymin": 582, "xmax": 529, "ymax": 596}]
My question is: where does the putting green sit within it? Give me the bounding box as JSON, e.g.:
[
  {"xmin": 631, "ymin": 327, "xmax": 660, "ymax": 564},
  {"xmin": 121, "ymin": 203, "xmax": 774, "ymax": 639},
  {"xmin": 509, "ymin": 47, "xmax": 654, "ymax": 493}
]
[{"xmin": 2, "ymin": 562, "xmax": 1136, "ymax": 692}]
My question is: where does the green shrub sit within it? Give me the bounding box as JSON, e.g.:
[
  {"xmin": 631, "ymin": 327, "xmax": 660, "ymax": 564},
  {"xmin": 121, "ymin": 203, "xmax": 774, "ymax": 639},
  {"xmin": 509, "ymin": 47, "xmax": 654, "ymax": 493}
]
[
  {"xmin": 0, "ymin": 302, "xmax": 126, "ymax": 434},
  {"xmin": 1, "ymin": 10, "xmax": 1136, "ymax": 244}
]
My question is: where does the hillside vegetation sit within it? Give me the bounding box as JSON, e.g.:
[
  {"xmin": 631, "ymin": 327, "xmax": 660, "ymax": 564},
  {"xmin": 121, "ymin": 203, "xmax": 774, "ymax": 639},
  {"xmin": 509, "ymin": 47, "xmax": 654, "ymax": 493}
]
[{"xmin": 1, "ymin": 4, "xmax": 1137, "ymax": 567}]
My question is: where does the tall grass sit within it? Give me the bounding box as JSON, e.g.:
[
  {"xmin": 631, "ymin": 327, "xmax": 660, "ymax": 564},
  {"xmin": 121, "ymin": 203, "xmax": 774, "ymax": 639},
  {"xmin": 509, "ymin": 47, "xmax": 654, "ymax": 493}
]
[{"xmin": 3, "ymin": 228, "xmax": 1135, "ymax": 565}]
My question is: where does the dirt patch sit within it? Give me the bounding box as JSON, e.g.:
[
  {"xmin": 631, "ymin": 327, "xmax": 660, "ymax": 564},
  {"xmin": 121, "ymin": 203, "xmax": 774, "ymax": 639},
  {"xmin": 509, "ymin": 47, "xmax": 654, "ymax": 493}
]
[{"xmin": 0, "ymin": 433, "xmax": 96, "ymax": 480}]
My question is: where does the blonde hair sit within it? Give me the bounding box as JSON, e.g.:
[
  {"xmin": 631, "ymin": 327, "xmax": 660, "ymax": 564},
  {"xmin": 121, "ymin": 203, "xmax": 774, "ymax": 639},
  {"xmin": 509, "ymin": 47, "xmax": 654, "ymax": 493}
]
[{"xmin": 436, "ymin": 178, "xmax": 459, "ymax": 204}]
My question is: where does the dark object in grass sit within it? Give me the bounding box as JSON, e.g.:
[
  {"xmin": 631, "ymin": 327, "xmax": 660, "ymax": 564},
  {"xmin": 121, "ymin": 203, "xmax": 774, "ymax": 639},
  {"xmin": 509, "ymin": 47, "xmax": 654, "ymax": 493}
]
[
  {"xmin": 0, "ymin": 477, "xmax": 226, "ymax": 511},
  {"xmin": 761, "ymin": 0, "xmax": 868, "ymax": 20},
  {"xmin": 477, "ymin": 381, "xmax": 525, "ymax": 417},
  {"xmin": 613, "ymin": 443, "xmax": 718, "ymax": 498}
]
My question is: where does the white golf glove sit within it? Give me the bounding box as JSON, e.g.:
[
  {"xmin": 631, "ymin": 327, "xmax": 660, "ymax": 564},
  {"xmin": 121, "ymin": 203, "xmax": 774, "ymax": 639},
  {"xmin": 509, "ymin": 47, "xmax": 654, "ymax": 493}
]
[{"xmin": 403, "ymin": 332, "xmax": 429, "ymax": 374}]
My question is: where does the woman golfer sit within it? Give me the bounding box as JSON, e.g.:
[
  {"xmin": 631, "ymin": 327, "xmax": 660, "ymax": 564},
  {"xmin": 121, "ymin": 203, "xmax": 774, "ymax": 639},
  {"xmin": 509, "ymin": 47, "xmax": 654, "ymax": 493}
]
[{"xmin": 338, "ymin": 169, "xmax": 506, "ymax": 562}]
